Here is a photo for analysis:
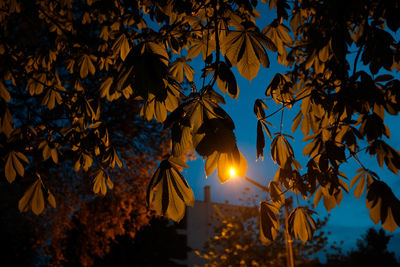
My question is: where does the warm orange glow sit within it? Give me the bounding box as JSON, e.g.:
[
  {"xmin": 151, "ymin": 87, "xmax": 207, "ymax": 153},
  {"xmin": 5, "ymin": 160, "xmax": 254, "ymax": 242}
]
[{"xmin": 229, "ymin": 167, "xmax": 237, "ymax": 177}]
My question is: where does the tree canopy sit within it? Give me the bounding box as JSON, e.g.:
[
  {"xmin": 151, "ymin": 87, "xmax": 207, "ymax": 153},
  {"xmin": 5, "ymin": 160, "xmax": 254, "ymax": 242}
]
[
  {"xmin": 326, "ymin": 228, "xmax": 400, "ymax": 267},
  {"xmin": 1, "ymin": 0, "xmax": 400, "ymax": 248}
]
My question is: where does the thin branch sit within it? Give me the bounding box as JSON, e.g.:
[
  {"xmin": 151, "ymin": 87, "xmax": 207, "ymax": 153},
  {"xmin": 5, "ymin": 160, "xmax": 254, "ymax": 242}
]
[{"xmin": 265, "ymin": 93, "xmax": 312, "ymax": 120}]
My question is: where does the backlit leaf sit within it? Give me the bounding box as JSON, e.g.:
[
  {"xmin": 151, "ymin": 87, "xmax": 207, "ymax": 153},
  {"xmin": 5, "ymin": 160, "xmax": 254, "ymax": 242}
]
[
  {"xmin": 147, "ymin": 160, "xmax": 194, "ymax": 222},
  {"xmin": 288, "ymin": 207, "xmax": 316, "ymax": 243},
  {"xmin": 366, "ymin": 180, "xmax": 400, "ymax": 232},
  {"xmin": 205, "ymin": 151, "xmax": 219, "ymax": 177},
  {"xmin": 18, "ymin": 179, "xmax": 45, "ymax": 215},
  {"xmin": 222, "ymin": 26, "xmax": 276, "ymax": 81},
  {"xmin": 0, "ymin": 81, "xmax": 10, "ymax": 102},
  {"xmin": 260, "ymin": 201, "xmax": 280, "ymax": 243},
  {"xmin": 256, "ymin": 120, "xmax": 265, "ymax": 160},
  {"xmin": 5, "ymin": 151, "xmax": 29, "ymax": 183},
  {"xmin": 47, "ymin": 190, "xmax": 56, "ymax": 208},
  {"xmin": 93, "ymin": 170, "xmax": 113, "ymax": 195}
]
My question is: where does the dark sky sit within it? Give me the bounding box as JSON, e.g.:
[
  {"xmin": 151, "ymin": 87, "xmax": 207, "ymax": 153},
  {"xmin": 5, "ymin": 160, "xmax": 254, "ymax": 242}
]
[{"xmin": 182, "ymin": 43, "xmax": 400, "ymax": 257}]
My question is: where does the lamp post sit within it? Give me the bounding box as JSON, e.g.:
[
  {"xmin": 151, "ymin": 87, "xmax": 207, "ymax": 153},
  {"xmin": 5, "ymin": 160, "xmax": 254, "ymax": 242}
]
[{"xmin": 235, "ymin": 174, "xmax": 295, "ymax": 267}]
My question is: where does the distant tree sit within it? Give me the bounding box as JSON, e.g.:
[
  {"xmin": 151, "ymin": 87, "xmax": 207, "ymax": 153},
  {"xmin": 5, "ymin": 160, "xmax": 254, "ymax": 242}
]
[
  {"xmin": 93, "ymin": 217, "xmax": 190, "ymax": 267},
  {"xmin": 198, "ymin": 192, "xmax": 330, "ymax": 266},
  {"xmin": 326, "ymin": 228, "xmax": 400, "ymax": 267},
  {"xmin": 1, "ymin": 0, "xmax": 400, "ymax": 254}
]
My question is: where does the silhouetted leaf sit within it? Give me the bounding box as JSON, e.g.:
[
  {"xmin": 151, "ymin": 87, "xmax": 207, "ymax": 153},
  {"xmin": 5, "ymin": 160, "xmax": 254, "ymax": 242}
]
[
  {"xmin": 216, "ymin": 62, "xmax": 239, "ymax": 99},
  {"xmin": 268, "ymin": 181, "xmax": 284, "ymax": 203},
  {"xmin": 18, "ymin": 178, "xmax": 45, "ymax": 215},
  {"xmin": 366, "ymin": 180, "xmax": 400, "ymax": 232},
  {"xmin": 222, "ymin": 25, "xmax": 276, "ymax": 81},
  {"xmin": 256, "ymin": 120, "xmax": 265, "ymax": 160},
  {"xmin": 205, "ymin": 151, "xmax": 219, "ymax": 177},
  {"xmin": 0, "ymin": 81, "xmax": 11, "ymax": 102},
  {"xmin": 260, "ymin": 201, "xmax": 280, "ymax": 243}
]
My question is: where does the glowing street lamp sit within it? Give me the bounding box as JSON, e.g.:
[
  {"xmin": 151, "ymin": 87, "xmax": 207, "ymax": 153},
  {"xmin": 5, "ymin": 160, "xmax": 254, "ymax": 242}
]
[{"xmin": 229, "ymin": 167, "xmax": 237, "ymax": 177}]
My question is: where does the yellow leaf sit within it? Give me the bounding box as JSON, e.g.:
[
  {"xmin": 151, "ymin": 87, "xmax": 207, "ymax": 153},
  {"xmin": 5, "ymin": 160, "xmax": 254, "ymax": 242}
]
[
  {"xmin": 313, "ymin": 187, "xmax": 323, "ymax": 208},
  {"xmin": 100, "ymin": 77, "xmax": 114, "ymax": 98},
  {"xmin": 382, "ymin": 208, "xmax": 397, "ymax": 232},
  {"xmin": 12, "ymin": 152, "xmax": 24, "ymax": 177},
  {"xmin": 5, "ymin": 152, "xmax": 16, "ymax": 183},
  {"xmin": 147, "ymin": 160, "xmax": 194, "ymax": 222},
  {"xmin": 120, "ymin": 35, "xmax": 131, "ymax": 61},
  {"xmin": 93, "ymin": 170, "xmax": 107, "ymax": 195},
  {"xmin": 318, "ymin": 45, "xmax": 330, "ymax": 62},
  {"xmin": 205, "ymin": 151, "xmax": 219, "ymax": 178},
  {"xmin": 18, "ymin": 179, "xmax": 44, "ymax": 215},
  {"xmin": 237, "ymin": 35, "xmax": 260, "ymax": 81},
  {"xmin": 354, "ymin": 175, "xmax": 365, "ymax": 199},
  {"xmin": 0, "ymin": 81, "xmax": 11, "ymax": 102},
  {"xmin": 47, "ymin": 190, "xmax": 56, "ymax": 208},
  {"xmin": 80, "ymin": 54, "xmax": 95, "ymax": 78},
  {"xmin": 154, "ymin": 101, "xmax": 167, "ymax": 122}
]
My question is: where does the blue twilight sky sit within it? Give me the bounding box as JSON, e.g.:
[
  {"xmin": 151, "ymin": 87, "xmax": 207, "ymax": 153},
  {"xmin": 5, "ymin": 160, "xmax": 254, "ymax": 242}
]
[
  {"xmin": 182, "ymin": 60, "xmax": 400, "ymax": 256},
  {"xmin": 179, "ymin": 23, "xmax": 400, "ymax": 257}
]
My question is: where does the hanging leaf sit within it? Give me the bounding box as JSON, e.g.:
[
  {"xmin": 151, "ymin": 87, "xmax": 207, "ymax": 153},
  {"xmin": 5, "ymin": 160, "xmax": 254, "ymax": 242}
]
[
  {"xmin": 271, "ymin": 134, "xmax": 294, "ymax": 167},
  {"xmin": 112, "ymin": 34, "xmax": 131, "ymax": 61},
  {"xmin": 41, "ymin": 89, "xmax": 63, "ymax": 110},
  {"xmin": 292, "ymin": 111, "xmax": 302, "ymax": 133},
  {"xmin": 147, "ymin": 159, "xmax": 194, "ymax": 222},
  {"xmin": 269, "ymin": 181, "xmax": 285, "ymax": 203},
  {"xmin": 313, "ymin": 185, "xmax": 342, "ymax": 212},
  {"xmin": 222, "ymin": 26, "xmax": 276, "ymax": 81},
  {"xmin": 0, "ymin": 81, "xmax": 11, "ymax": 102},
  {"xmin": 288, "ymin": 207, "xmax": 317, "ymax": 243},
  {"xmin": 47, "ymin": 189, "xmax": 56, "ymax": 208},
  {"xmin": 93, "ymin": 170, "xmax": 113, "ymax": 195},
  {"xmin": 195, "ymin": 118, "xmax": 236, "ymax": 157},
  {"xmin": 215, "ymin": 62, "xmax": 239, "ymax": 99},
  {"xmin": 205, "ymin": 151, "xmax": 219, "ymax": 177},
  {"xmin": 18, "ymin": 179, "xmax": 45, "ymax": 215},
  {"xmin": 170, "ymin": 57, "xmax": 194, "ymax": 83},
  {"xmin": 254, "ymin": 99, "xmax": 267, "ymax": 119},
  {"xmin": 216, "ymin": 149, "xmax": 247, "ymax": 183},
  {"xmin": 5, "ymin": 151, "xmax": 29, "ymax": 183},
  {"xmin": 171, "ymin": 125, "xmax": 192, "ymax": 157},
  {"xmin": 350, "ymin": 168, "xmax": 374, "ymax": 199},
  {"xmin": 313, "ymin": 187, "xmax": 323, "ymax": 208},
  {"xmin": 187, "ymin": 35, "xmax": 215, "ymax": 60},
  {"xmin": 79, "ymin": 54, "xmax": 96, "ymax": 78},
  {"xmin": 259, "ymin": 201, "xmax": 280, "ymax": 244},
  {"xmin": 0, "ymin": 108, "xmax": 14, "ymax": 137},
  {"xmin": 263, "ymin": 23, "xmax": 292, "ymax": 65},
  {"xmin": 366, "ymin": 180, "xmax": 400, "ymax": 232},
  {"xmin": 256, "ymin": 120, "xmax": 265, "ymax": 160}
]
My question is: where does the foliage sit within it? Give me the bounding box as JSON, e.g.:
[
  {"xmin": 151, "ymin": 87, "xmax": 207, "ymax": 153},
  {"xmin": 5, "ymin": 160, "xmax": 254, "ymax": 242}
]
[
  {"xmin": 0, "ymin": 97, "xmax": 168, "ymax": 266},
  {"xmin": 1, "ymin": 0, "xmax": 400, "ymax": 251},
  {"xmin": 197, "ymin": 193, "xmax": 329, "ymax": 266},
  {"xmin": 325, "ymin": 228, "xmax": 400, "ymax": 267}
]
